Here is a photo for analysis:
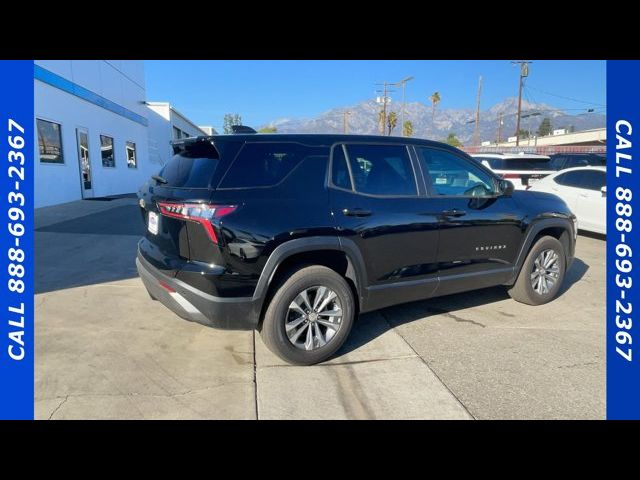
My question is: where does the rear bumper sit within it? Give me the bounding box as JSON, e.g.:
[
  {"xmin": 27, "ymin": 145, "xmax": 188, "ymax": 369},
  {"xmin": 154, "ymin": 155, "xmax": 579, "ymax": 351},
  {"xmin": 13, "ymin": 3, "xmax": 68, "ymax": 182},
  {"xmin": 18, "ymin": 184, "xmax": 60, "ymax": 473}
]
[{"xmin": 136, "ymin": 250, "xmax": 260, "ymax": 330}]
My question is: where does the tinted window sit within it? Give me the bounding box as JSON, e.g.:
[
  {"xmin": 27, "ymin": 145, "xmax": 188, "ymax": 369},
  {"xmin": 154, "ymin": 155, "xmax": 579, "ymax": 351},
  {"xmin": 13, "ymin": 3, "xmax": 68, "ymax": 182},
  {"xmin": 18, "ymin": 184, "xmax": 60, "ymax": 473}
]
[
  {"xmin": 581, "ymin": 170, "xmax": 606, "ymax": 190},
  {"xmin": 556, "ymin": 170, "xmax": 605, "ymax": 190},
  {"xmin": 551, "ymin": 154, "xmax": 606, "ymax": 170},
  {"xmin": 37, "ymin": 119, "xmax": 64, "ymax": 164},
  {"xmin": 344, "ymin": 144, "xmax": 416, "ymax": 196},
  {"xmin": 159, "ymin": 142, "xmax": 220, "ymax": 189},
  {"xmin": 554, "ymin": 171, "xmax": 583, "ymax": 188},
  {"xmin": 331, "ymin": 145, "xmax": 352, "ymax": 190},
  {"xmin": 484, "ymin": 156, "xmax": 552, "ymax": 171},
  {"xmin": 220, "ymin": 142, "xmax": 319, "ymax": 189},
  {"xmin": 418, "ymin": 148, "xmax": 495, "ymax": 197},
  {"xmin": 100, "ymin": 135, "xmax": 115, "ymax": 167}
]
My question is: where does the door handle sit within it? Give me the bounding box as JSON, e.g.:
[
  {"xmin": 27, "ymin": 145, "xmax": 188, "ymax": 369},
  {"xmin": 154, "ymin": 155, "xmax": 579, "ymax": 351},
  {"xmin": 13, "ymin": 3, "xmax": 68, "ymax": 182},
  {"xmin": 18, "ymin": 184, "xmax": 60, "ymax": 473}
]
[
  {"xmin": 342, "ymin": 208, "xmax": 372, "ymax": 217},
  {"xmin": 441, "ymin": 209, "xmax": 467, "ymax": 217}
]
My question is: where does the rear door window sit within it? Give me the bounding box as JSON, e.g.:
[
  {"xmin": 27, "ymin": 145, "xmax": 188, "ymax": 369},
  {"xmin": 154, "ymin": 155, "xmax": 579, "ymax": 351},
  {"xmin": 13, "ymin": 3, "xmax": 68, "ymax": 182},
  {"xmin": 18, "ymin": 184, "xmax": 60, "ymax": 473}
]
[
  {"xmin": 219, "ymin": 142, "xmax": 321, "ymax": 189},
  {"xmin": 331, "ymin": 145, "xmax": 352, "ymax": 190},
  {"xmin": 343, "ymin": 144, "xmax": 417, "ymax": 196},
  {"xmin": 554, "ymin": 171, "xmax": 584, "ymax": 188},
  {"xmin": 579, "ymin": 170, "xmax": 606, "ymax": 190}
]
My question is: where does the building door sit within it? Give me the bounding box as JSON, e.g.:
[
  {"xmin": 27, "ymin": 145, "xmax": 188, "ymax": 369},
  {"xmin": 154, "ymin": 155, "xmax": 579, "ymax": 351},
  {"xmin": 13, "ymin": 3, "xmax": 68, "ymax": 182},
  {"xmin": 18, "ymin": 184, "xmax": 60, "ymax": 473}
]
[{"xmin": 76, "ymin": 128, "xmax": 94, "ymax": 198}]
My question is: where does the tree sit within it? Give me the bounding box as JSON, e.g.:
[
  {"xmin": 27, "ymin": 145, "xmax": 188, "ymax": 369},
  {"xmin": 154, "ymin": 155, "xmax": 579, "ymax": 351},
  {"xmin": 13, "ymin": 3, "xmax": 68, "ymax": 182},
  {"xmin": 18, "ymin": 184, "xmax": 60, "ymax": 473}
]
[
  {"xmin": 445, "ymin": 133, "xmax": 462, "ymax": 147},
  {"xmin": 517, "ymin": 129, "xmax": 530, "ymax": 140},
  {"xmin": 537, "ymin": 117, "xmax": 552, "ymax": 137},
  {"xmin": 429, "ymin": 91, "xmax": 441, "ymax": 122},
  {"xmin": 223, "ymin": 113, "xmax": 242, "ymax": 134},
  {"xmin": 258, "ymin": 126, "xmax": 277, "ymax": 133},
  {"xmin": 387, "ymin": 111, "xmax": 398, "ymax": 136},
  {"xmin": 403, "ymin": 120, "xmax": 414, "ymax": 137}
]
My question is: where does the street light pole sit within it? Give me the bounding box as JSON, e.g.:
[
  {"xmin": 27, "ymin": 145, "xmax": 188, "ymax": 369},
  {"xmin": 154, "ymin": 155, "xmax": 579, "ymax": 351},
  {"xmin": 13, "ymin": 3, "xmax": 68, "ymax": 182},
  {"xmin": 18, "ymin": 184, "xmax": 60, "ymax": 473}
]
[{"xmin": 396, "ymin": 76, "xmax": 414, "ymax": 136}]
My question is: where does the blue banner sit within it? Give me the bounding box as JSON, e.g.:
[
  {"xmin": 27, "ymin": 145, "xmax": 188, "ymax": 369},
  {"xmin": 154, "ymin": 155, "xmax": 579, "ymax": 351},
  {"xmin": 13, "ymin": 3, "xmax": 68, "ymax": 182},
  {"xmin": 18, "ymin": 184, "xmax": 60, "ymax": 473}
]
[
  {"xmin": 0, "ymin": 60, "xmax": 34, "ymax": 419},
  {"xmin": 607, "ymin": 60, "xmax": 640, "ymax": 419}
]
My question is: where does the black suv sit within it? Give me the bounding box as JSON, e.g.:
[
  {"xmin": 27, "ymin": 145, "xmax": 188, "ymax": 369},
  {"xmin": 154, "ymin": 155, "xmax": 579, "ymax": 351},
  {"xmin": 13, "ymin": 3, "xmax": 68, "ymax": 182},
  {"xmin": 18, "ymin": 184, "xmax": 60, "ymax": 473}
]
[{"xmin": 136, "ymin": 133, "xmax": 577, "ymax": 365}]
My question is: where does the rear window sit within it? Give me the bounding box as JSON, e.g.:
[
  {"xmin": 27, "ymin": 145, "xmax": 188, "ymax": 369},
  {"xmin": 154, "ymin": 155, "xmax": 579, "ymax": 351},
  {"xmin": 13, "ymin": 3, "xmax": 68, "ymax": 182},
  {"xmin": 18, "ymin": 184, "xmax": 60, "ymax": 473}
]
[
  {"xmin": 550, "ymin": 154, "xmax": 606, "ymax": 170},
  {"xmin": 159, "ymin": 142, "xmax": 220, "ymax": 189},
  {"xmin": 480, "ymin": 156, "xmax": 552, "ymax": 171},
  {"xmin": 220, "ymin": 142, "xmax": 324, "ymax": 189}
]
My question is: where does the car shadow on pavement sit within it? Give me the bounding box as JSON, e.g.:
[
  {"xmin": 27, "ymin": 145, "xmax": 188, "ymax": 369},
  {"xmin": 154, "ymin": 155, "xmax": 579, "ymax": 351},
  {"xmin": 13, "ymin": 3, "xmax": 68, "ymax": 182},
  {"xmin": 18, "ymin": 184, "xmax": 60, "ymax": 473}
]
[
  {"xmin": 35, "ymin": 204, "xmax": 144, "ymax": 294},
  {"xmin": 337, "ymin": 256, "xmax": 590, "ymax": 356}
]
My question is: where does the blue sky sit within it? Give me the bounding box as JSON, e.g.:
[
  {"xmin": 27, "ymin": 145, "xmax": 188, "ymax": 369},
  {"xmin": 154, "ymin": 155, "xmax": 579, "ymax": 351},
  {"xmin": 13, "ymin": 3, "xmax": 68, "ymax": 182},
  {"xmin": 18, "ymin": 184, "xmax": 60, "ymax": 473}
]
[{"xmin": 145, "ymin": 60, "xmax": 606, "ymax": 130}]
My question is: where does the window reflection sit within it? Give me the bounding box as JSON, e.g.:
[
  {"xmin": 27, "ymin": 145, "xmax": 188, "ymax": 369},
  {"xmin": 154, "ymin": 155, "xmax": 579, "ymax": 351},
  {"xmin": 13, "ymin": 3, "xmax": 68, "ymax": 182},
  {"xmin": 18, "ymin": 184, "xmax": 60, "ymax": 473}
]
[
  {"xmin": 100, "ymin": 135, "xmax": 115, "ymax": 167},
  {"xmin": 37, "ymin": 119, "xmax": 64, "ymax": 164}
]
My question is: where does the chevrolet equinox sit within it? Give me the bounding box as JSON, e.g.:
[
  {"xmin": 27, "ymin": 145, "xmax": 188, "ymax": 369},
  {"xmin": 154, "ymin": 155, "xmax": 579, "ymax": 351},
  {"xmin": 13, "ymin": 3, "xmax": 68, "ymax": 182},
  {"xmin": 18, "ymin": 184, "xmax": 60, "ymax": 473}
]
[{"xmin": 136, "ymin": 133, "xmax": 577, "ymax": 365}]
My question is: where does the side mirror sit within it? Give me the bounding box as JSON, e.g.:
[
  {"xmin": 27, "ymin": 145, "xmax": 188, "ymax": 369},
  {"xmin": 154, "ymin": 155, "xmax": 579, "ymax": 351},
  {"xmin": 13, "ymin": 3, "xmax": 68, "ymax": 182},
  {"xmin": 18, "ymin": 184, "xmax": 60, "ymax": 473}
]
[
  {"xmin": 601, "ymin": 185, "xmax": 607, "ymax": 197},
  {"xmin": 498, "ymin": 179, "xmax": 515, "ymax": 196}
]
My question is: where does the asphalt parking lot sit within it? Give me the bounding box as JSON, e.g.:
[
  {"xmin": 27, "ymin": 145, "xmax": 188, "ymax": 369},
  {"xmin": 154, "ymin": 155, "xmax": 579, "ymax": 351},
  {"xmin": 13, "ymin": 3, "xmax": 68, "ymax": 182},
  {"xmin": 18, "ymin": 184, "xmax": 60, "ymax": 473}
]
[{"xmin": 35, "ymin": 197, "xmax": 605, "ymax": 419}]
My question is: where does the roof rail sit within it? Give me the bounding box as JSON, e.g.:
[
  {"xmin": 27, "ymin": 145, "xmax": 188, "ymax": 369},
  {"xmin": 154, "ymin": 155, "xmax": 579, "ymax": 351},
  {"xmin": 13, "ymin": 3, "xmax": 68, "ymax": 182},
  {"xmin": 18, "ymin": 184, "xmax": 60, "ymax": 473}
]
[{"xmin": 231, "ymin": 125, "xmax": 257, "ymax": 134}]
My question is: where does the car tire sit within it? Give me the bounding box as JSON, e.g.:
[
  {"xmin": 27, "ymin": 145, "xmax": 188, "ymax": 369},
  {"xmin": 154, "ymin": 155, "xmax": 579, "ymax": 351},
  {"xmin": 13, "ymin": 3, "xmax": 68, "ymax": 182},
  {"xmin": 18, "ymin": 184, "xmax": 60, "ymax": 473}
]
[
  {"xmin": 508, "ymin": 235, "xmax": 566, "ymax": 306},
  {"xmin": 260, "ymin": 265, "xmax": 355, "ymax": 366}
]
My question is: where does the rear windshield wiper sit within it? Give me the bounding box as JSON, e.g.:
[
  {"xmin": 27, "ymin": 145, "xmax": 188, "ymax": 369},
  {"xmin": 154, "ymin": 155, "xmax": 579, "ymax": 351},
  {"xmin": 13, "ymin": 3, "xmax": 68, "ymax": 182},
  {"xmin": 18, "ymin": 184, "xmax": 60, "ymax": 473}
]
[{"xmin": 152, "ymin": 175, "xmax": 168, "ymax": 184}]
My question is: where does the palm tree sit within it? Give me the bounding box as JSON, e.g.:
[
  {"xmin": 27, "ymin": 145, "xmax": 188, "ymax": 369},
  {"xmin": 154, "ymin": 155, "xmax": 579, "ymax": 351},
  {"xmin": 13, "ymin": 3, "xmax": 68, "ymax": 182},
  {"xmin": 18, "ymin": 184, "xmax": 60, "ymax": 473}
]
[
  {"xmin": 429, "ymin": 91, "xmax": 441, "ymax": 123},
  {"xmin": 387, "ymin": 111, "xmax": 398, "ymax": 136},
  {"xmin": 403, "ymin": 120, "xmax": 414, "ymax": 137}
]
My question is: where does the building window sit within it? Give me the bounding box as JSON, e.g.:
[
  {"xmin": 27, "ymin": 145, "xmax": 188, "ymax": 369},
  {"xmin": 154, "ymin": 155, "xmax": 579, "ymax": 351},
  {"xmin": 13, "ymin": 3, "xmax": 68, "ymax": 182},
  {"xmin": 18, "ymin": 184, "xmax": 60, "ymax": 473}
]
[
  {"xmin": 37, "ymin": 119, "xmax": 64, "ymax": 164},
  {"xmin": 126, "ymin": 142, "xmax": 137, "ymax": 168},
  {"xmin": 100, "ymin": 135, "xmax": 115, "ymax": 167},
  {"xmin": 173, "ymin": 126, "xmax": 182, "ymax": 140}
]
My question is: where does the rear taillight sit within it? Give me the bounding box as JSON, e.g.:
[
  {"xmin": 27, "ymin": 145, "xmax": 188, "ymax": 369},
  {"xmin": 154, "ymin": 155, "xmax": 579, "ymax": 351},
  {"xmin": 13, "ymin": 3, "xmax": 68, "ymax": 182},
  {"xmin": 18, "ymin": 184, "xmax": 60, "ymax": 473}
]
[
  {"xmin": 502, "ymin": 174, "xmax": 521, "ymax": 180},
  {"xmin": 157, "ymin": 202, "xmax": 237, "ymax": 244}
]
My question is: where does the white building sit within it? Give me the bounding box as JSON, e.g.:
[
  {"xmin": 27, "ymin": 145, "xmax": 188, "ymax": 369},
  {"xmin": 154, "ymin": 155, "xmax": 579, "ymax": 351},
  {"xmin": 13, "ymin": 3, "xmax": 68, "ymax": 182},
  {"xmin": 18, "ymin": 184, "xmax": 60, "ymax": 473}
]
[
  {"xmin": 198, "ymin": 126, "xmax": 218, "ymax": 135},
  {"xmin": 34, "ymin": 60, "xmax": 208, "ymax": 208},
  {"xmin": 146, "ymin": 102, "xmax": 207, "ymax": 167}
]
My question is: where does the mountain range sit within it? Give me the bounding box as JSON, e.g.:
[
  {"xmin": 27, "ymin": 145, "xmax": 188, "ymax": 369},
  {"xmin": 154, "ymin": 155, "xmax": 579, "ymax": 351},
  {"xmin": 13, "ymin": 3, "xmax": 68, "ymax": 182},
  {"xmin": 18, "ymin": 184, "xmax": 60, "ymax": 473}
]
[{"xmin": 262, "ymin": 97, "xmax": 605, "ymax": 144}]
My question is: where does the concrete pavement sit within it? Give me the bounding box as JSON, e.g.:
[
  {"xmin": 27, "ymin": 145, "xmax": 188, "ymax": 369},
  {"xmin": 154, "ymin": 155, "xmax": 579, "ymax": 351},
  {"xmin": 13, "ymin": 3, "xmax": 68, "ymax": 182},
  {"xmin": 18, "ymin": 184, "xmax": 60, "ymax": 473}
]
[{"xmin": 35, "ymin": 198, "xmax": 604, "ymax": 419}]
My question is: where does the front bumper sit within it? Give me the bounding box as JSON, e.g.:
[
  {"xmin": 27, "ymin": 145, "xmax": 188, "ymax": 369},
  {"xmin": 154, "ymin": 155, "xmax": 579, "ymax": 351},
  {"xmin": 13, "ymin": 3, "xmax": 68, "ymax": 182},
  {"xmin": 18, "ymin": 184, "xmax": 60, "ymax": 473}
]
[{"xmin": 136, "ymin": 250, "xmax": 260, "ymax": 330}]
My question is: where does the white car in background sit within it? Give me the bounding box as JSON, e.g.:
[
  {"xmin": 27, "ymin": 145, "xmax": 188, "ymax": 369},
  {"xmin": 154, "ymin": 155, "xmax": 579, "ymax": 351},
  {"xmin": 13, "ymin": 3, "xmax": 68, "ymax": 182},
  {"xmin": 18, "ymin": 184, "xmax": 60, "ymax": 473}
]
[
  {"xmin": 471, "ymin": 153, "xmax": 556, "ymax": 190},
  {"xmin": 528, "ymin": 166, "xmax": 606, "ymax": 235}
]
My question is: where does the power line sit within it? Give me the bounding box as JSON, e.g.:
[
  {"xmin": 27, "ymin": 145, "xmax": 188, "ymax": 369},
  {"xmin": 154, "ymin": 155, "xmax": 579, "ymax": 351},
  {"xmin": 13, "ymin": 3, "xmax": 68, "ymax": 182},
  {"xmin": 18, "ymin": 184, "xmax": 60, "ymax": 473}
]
[{"xmin": 525, "ymin": 84, "xmax": 606, "ymax": 107}]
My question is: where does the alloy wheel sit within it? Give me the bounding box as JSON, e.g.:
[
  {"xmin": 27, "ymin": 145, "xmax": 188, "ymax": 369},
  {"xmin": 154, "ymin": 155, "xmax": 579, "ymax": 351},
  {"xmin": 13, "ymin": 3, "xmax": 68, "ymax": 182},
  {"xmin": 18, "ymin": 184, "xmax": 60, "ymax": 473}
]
[
  {"xmin": 530, "ymin": 248, "xmax": 560, "ymax": 295},
  {"xmin": 285, "ymin": 286, "xmax": 343, "ymax": 351}
]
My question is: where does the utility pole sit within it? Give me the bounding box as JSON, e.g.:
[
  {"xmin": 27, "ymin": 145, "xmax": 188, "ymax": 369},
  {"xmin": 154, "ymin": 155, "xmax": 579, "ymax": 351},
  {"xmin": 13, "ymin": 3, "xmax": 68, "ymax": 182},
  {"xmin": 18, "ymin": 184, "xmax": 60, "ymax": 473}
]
[
  {"xmin": 376, "ymin": 79, "xmax": 409, "ymax": 136},
  {"xmin": 381, "ymin": 82, "xmax": 388, "ymax": 136},
  {"xmin": 375, "ymin": 82, "xmax": 392, "ymax": 136},
  {"xmin": 497, "ymin": 112, "xmax": 503, "ymax": 144},
  {"xmin": 512, "ymin": 60, "xmax": 531, "ymax": 146},
  {"xmin": 343, "ymin": 110, "xmax": 351, "ymax": 134},
  {"xmin": 472, "ymin": 76, "xmax": 483, "ymax": 146}
]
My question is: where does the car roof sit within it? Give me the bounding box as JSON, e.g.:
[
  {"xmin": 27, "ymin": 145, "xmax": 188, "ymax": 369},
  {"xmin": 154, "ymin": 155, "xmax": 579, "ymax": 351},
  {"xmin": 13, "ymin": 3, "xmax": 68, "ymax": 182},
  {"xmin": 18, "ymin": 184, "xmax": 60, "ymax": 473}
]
[
  {"xmin": 471, "ymin": 152, "xmax": 551, "ymax": 160},
  {"xmin": 175, "ymin": 133, "xmax": 467, "ymax": 154}
]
